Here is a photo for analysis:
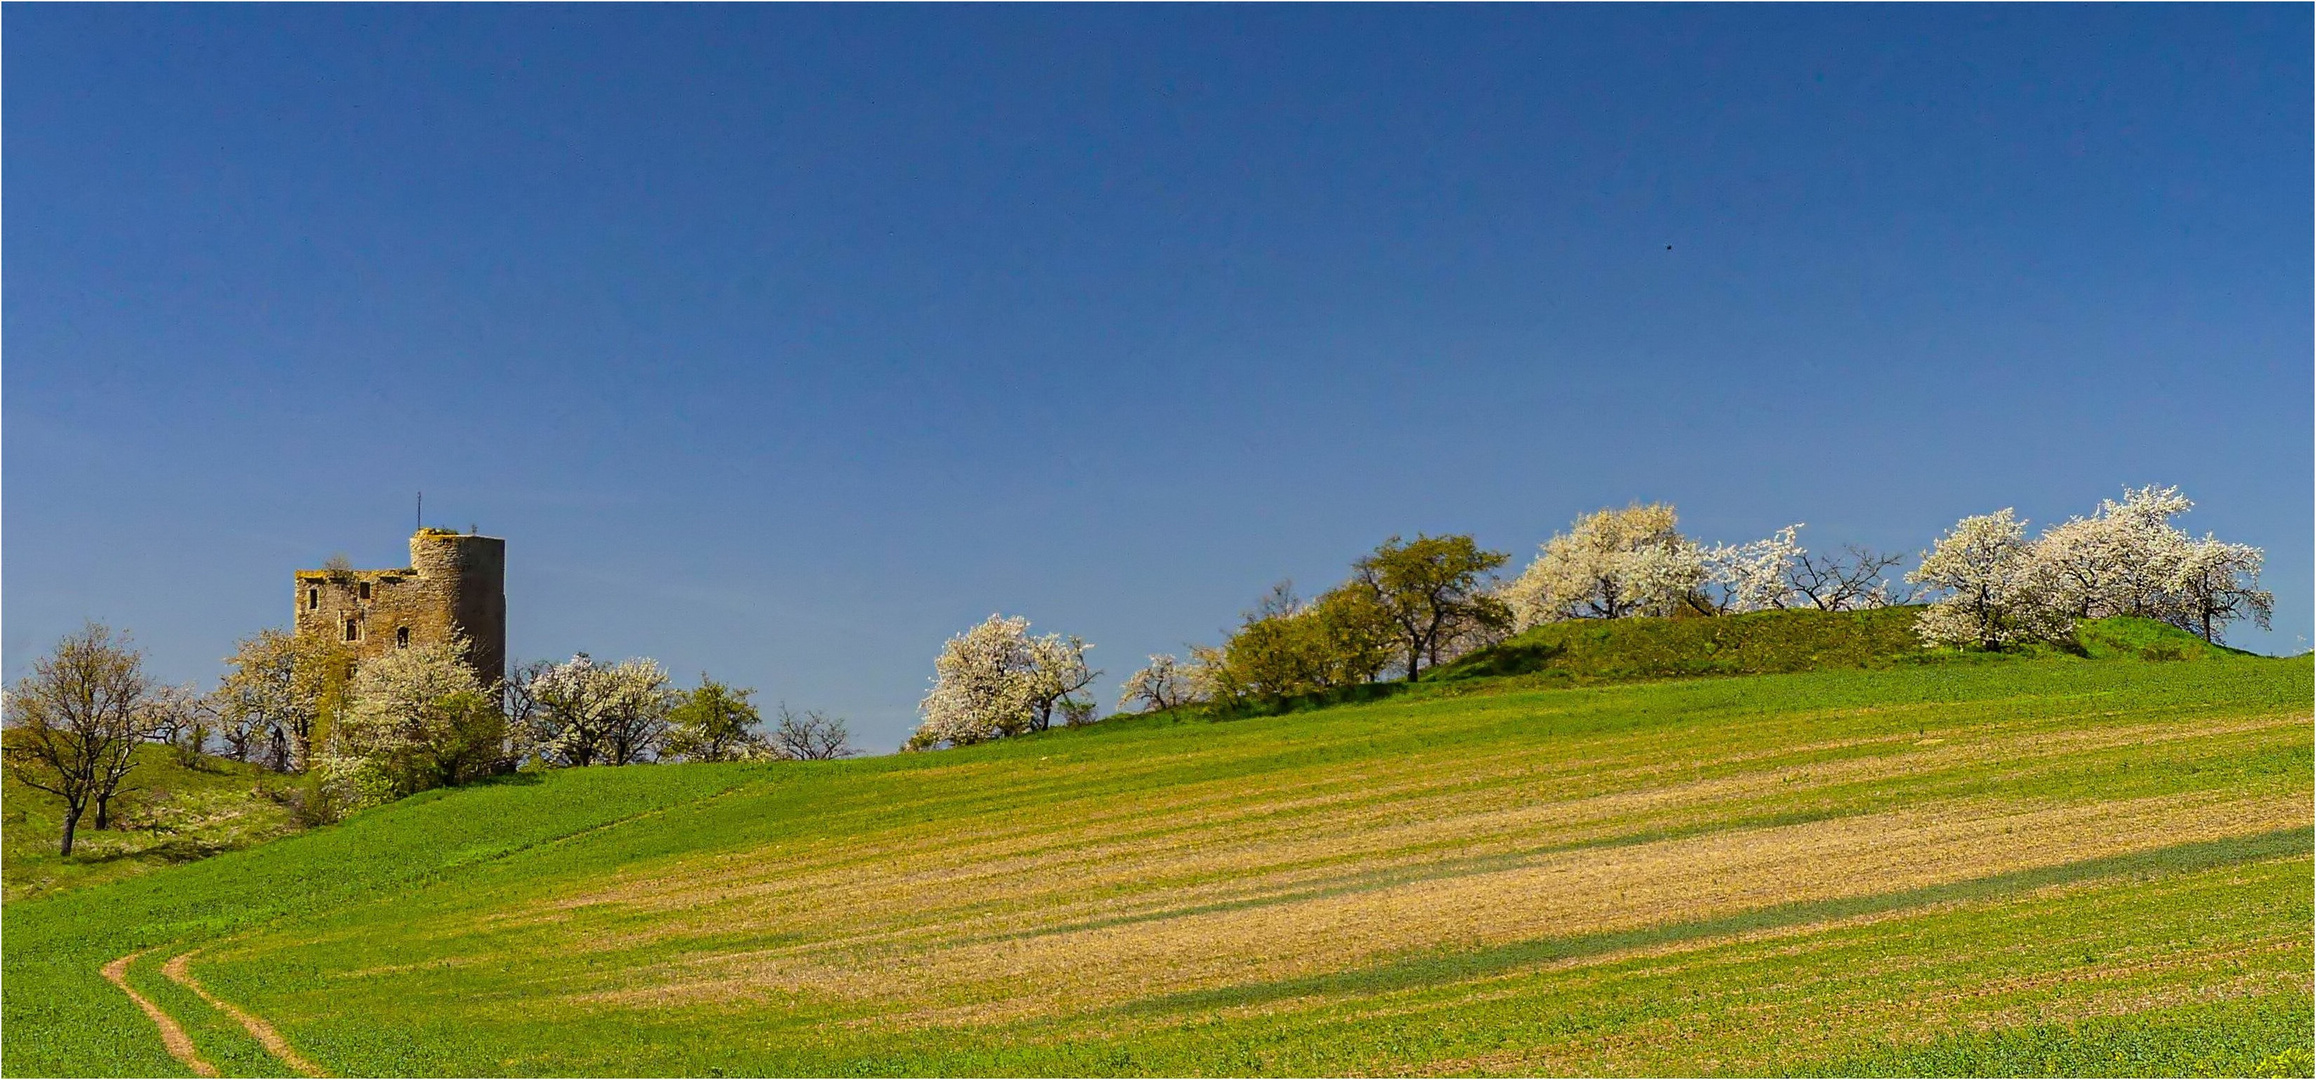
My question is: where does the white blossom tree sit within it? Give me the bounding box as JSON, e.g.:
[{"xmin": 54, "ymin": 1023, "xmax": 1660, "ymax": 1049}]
[
  {"xmin": 2016, "ymin": 484, "xmax": 2271, "ymax": 643},
  {"xmin": 323, "ymin": 638, "xmax": 505, "ymax": 808},
  {"xmin": 521, "ymin": 654, "xmax": 677, "ymax": 767},
  {"xmin": 1505, "ymin": 504, "xmax": 1705, "ymax": 629},
  {"xmin": 1698, "ymin": 525, "xmax": 1805, "ymax": 614},
  {"xmin": 1909, "ymin": 509, "xmax": 2071, "ymax": 649},
  {"xmin": 1117, "ymin": 653, "xmax": 1201, "ymax": 712},
  {"xmin": 2168, "ymin": 537, "xmax": 2272, "ymax": 644},
  {"xmin": 1023, "ymin": 631, "xmax": 1099, "ymax": 730},
  {"xmin": 211, "ymin": 628, "xmax": 340, "ymax": 772},
  {"xmin": 910, "ymin": 615, "xmax": 1098, "ymax": 750},
  {"xmin": 2026, "ymin": 485, "xmax": 2196, "ymax": 620}
]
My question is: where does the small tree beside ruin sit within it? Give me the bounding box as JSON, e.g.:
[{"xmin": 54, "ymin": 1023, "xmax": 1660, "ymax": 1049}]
[
  {"xmin": 320, "ymin": 637, "xmax": 506, "ymax": 809},
  {"xmin": 518, "ymin": 654, "xmax": 678, "ymax": 767},
  {"xmin": 212, "ymin": 628, "xmax": 343, "ymax": 772},
  {"xmin": 2, "ymin": 623, "xmax": 158, "ymax": 855}
]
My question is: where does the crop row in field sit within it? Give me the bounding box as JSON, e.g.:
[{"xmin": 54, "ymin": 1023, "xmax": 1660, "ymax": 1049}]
[{"xmin": 5, "ymin": 657, "xmax": 2308, "ymax": 1076}]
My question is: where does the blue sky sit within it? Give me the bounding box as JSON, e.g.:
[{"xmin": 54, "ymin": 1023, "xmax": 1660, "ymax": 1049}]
[{"xmin": 7, "ymin": 6, "xmax": 2309, "ymax": 750}]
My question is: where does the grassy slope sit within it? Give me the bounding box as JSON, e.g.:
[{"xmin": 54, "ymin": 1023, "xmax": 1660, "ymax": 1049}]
[
  {"xmin": 1430, "ymin": 608, "xmax": 2252, "ymax": 685},
  {"xmin": 3, "ymin": 640, "xmax": 2307, "ymax": 1076},
  {"xmin": 2, "ymin": 745, "xmax": 300, "ymax": 903}
]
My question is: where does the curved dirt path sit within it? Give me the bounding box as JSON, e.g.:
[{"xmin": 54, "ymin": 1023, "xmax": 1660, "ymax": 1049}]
[
  {"xmin": 100, "ymin": 952, "xmax": 220, "ymax": 1078},
  {"xmin": 162, "ymin": 950, "xmax": 330, "ymax": 1078}
]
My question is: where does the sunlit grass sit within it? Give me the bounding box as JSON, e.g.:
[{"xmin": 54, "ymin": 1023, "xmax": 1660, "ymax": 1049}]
[
  {"xmin": 2, "ymin": 745, "xmax": 300, "ymax": 903},
  {"xmin": 4, "ymin": 651, "xmax": 2307, "ymax": 1076}
]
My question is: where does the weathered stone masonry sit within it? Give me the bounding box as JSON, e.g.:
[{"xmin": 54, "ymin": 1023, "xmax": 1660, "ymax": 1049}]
[{"xmin": 293, "ymin": 529, "xmax": 506, "ymax": 684}]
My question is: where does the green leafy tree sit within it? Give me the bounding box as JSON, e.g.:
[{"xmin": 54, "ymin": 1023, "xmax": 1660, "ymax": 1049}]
[
  {"xmin": 1351, "ymin": 534, "xmax": 1511, "ymax": 681},
  {"xmin": 1207, "ymin": 601, "xmax": 1335, "ymax": 702},
  {"xmin": 664, "ymin": 677, "xmax": 766, "ymax": 762},
  {"xmin": 1307, "ymin": 583, "xmax": 1399, "ymax": 683},
  {"xmin": 1199, "ymin": 581, "xmax": 1400, "ymax": 706}
]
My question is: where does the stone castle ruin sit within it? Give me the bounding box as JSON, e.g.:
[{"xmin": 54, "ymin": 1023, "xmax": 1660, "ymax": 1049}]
[{"xmin": 295, "ymin": 528, "xmax": 506, "ymax": 683}]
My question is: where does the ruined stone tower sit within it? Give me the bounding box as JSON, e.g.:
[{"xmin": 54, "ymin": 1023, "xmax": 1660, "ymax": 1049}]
[{"xmin": 294, "ymin": 529, "xmax": 506, "ymax": 684}]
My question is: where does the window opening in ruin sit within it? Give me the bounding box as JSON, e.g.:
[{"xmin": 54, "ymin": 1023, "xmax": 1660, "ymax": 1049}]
[
  {"xmin": 345, "ymin": 619, "xmax": 360, "ymax": 642},
  {"xmin": 308, "ymin": 588, "xmax": 320, "ymax": 610},
  {"xmin": 359, "ymin": 581, "xmax": 372, "ymax": 600},
  {"xmin": 396, "ymin": 627, "xmax": 410, "ymax": 649}
]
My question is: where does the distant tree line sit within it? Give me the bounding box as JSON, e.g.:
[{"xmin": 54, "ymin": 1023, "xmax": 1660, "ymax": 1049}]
[
  {"xmin": 915, "ymin": 483, "xmax": 2271, "ymax": 748},
  {"xmin": 4, "ymin": 627, "xmax": 855, "ymax": 854},
  {"xmin": 9, "ymin": 482, "xmax": 2274, "ymax": 838}
]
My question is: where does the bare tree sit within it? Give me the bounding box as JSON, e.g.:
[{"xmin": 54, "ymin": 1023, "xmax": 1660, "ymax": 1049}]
[
  {"xmin": 767, "ymin": 705, "xmax": 855, "ymax": 761},
  {"xmin": 502, "ymin": 658, "xmax": 552, "ymax": 758},
  {"xmin": 1787, "ymin": 545, "xmax": 1913, "ymax": 611},
  {"xmin": 144, "ymin": 682, "xmax": 216, "ymax": 768},
  {"xmin": 2, "ymin": 624, "xmax": 158, "ymax": 854}
]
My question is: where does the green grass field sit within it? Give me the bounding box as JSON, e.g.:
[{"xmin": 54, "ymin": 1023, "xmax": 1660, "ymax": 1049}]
[
  {"xmin": 3, "ymin": 615, "xmax": 2308, "ymax": 1077},
  {"xmin": 3, "ymin": 745, "xmax": 300, "ymax": 903}
]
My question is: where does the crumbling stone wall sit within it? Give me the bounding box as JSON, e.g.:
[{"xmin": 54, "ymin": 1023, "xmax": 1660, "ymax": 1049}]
[{"xmin": 294, "ymin": 529, "xmax": 506, "ymax": 684}]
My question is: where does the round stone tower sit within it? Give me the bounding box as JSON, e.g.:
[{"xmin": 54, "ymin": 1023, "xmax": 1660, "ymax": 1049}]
[{"xmin": 409, "ymin": 529, "xmax": 507, "ymax": 683}]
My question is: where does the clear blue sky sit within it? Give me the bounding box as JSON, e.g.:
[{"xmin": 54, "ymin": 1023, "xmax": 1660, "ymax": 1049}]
[{"xmin": 7, "ymin": 6, "xmax": 2309, "ymax": 751}]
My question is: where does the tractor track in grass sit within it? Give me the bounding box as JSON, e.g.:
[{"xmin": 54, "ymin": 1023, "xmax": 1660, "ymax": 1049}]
[
  {"xmin": 161, "ymin": 950, "xmax": 330, "ymax": 1077},
  {"xmin": 100, "ymin": 952, "xmax": 218, "ymax": 1077}
]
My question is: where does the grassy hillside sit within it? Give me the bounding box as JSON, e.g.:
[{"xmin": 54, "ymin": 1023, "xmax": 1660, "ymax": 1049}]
[
  {"xmin": 2, "ymin": 745, "xmax": 300, "ymax": 903},
  {"xmin": 1430, "ymin": 608, "xmax": 2253, "ymax": 685},
  {"xmin": 3, "ymin": 651, "xmax": 2307, "ymax": 1076}
]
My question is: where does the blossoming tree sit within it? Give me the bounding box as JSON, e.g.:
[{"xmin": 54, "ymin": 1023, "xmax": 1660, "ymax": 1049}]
[{"xmin": 911, "ymin": 615, "xmax": 1097, "ymax": 749}]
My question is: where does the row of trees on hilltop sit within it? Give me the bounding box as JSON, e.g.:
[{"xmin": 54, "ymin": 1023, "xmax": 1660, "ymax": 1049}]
[
  {"xmin": 10, "ymin": 484, "xmax": 2277, "ymax": 821},
  {"xmin": 1110, "ymin": 513, "xmax": 1913, "ymax": 719},
  {"xmin": 1911, "ymin": 486, "xmax": 2271, "ymax": 650},
  {"xmin": 4, "ymin": 627, "xmax": 855, "ymax": 854},
  {"xmin": 913, "ymin": 483, "xmax": 2272, "ymax": 749},
  {"xmin": 1502, "ymin": 505, "xmax": 1910, "ymax": 626},
  {"xmin": 907, "ymin": 535, "xmax": 1518, "ymax": 749}
]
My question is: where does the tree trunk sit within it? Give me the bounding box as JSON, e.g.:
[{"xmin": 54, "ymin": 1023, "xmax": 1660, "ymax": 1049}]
[
  {"xmin": 59, "ymin": 807, "xmax": 82, "ymax": 857},
  {"xmin": 1405, "ymin": 642, "xmax": 1422, "ymax": 683},
  {"xmin": 94, "ymin": 792, "xmax": 112, "ymax": 831}
]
